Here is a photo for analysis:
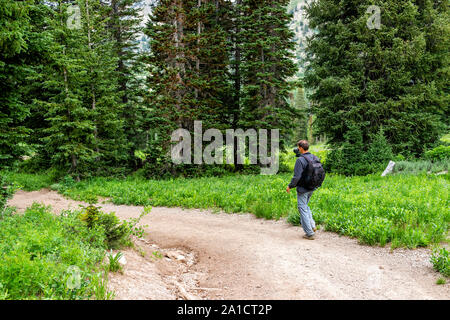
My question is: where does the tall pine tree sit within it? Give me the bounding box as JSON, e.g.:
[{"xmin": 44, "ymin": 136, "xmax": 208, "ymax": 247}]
[
  {"xmin": 239, "ymin": 0, "xmax": 298, "ymax": 149},
  {"xmin": 37, "ymin": 0, "xmax": 126, "ymax": 178},
  {"xmin": 305, "ymin": 0, "xmax": 449, "ymax": 163},
  {"xmin": 143, "ymin": 0, "xmax": 232, "ymax": 174},
  {"xmin": 107, "ymin": 0, "xmax": 147, "ymax": 168},
  {"xmin": 0, "ymin": 0, "xmax": 31, "ymax": 167},
  {"xmin": 80, "ymin": 0, "xmax": 127, "ymax": 174},
  {"xmin": 291, "ymin": 86, "xmax": 308, "ymax": 142}
]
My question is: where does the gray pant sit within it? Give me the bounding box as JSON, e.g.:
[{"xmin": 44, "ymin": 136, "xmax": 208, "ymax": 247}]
[{"xmin": 297, "ymin": 191, "xmax": 316, "ymax": 237}]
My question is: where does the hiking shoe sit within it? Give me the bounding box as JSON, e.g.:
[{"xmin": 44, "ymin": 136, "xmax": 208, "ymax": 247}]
[{"xmin": 303, "ymin": 234, "xmax": 315, "ymax": 240}]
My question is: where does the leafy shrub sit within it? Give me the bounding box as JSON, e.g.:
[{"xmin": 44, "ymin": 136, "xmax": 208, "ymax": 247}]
[
  {"xmin": 140, "ymin": 141, "xmax": 264, "ymax": 179},
  {"xmin": 425, "ymin": 145, "xmax": 450, "ymax": 162},
  {"xmin": 325, "ymin": 127, "xmax": 394, "ymax": 176},
  {"xmin": 143, "ymin": 160, "xmax": 262, "ymax": 179},
  {"xmin": 0, "ymin": 176, "xmax": 9, "ymax": 213},
  {"xmin": 0, "ymin": 204, "xmax": 113, "ymax": 299},
  {"xmin": 99, "ymin": 213, "xmax": 132, "ymax": 249},
  {"xmin": 441, "ymin": 133, "xmax": 450, "ymax": 144},
  {"xmin": 79, "ymin": 205, "xmax": 101, "ymax": 228},
  {"xmin": 287, "ymin": 210, "xmax": 300, "ymax": 226},
  {"xmin": 280, "ymin": 151, "xmax": 297, "ymax": 172},
  {"xmin": 364, "ymin": 128, "xmax": 394, "ymax": 167},
  {"xmin": 2, "ymin": 171, "xmax": 52, "ymax": 192},
  {"xmin": 79, "ymin": 205, "xmax": 150, "ymax": 249},
  {"xmin": 80, "ymin": 205, "xmax": 129, "ymax": 249},
  {"xmin": 16, "ymin": 154, "xmax": 51, "ymax": 174},
  {"xmin": 332, "ymin": 125, "xmax": 366, "ymax": 175},
  {"xmin": 314, "ymin": 149, "xmax": 328, "ymax": 164},
  {"xmin": 16, "ymin": 158, "xmax": 75, "ymax": 182},
  {"xmin": 60, "ymin": 175, "xmax": 76, "ymax": 189},
  {"xmin": 431, "ymin": 247, "xmax": 450, "ymax": 277},
  {"xmin": 0, "ymin": 174, "xmax": 17, "ymax": 214},
  {"xmin": 122, "ymin": 206, "xmax": 151, "ymax": 239},
  {"xmin": 107, "ymin": 251, "xmax": 123, "ymax": 273},
  {"xmin": 393, "ymin": 160, "xmax": 449, "ymax": 175},
  {"xmin": 50, "ymin": 175, "xmax": 76, "ymax": 193}
]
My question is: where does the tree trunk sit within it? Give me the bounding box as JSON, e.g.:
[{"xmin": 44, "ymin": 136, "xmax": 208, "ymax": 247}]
[
  {"xmin": 308, "ymin": 114, "xmax": 314, "ymax": 144},
  {"xmin": 172, "ymin": 0, "xmax": 186, "ymax": 128},
  {"xmin": 60, "ymin": 1, "xmax": 77, "ymax": 174},
  {"xmin": 85, "ymin": 0, "xmax": 99, "ymax": 154},
  {"xmin": 111, "ymin": 0, "xmax": 128, "ymax": 104},
  {"xmin": 195, "ymin": 0, "xmax": 201, "ymax": 100},
  {"xmin": 233, "ymin": 0, "xmax": 242, "ymax": 171}
]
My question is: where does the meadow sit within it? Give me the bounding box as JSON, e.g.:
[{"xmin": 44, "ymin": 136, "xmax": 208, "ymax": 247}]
[
  {"xmin": 5, "ymin": 169, "xmax": 449, "ymax": 249},
  {"xmin": 0, "ymin": 204, "xmax": 113, "ymax": 299},
  {"xmin": 0, "ymin": 189, "xmax": 149, "ymax": 299}
]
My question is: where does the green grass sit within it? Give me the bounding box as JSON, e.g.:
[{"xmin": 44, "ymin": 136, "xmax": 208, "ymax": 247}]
[
  {"xmin": 0, "ymin": 204, "xmax": 114, "ymax": 299},
  {"xmin": 4, "ymin": 167, "xmax": 449, "ymax": 249},
  {"xmin": 431, "ymin": 246, "xmax": 450, "ymax": 277},
  {"xmin": 393, "ymin": 160, "xmax": 449, "ymax": 175},
  {"xmin": 282, "ymin": 143, "xmax": 329, "ymax": 172},
  {"xmin": 107, "ymin": 251, "xmax": 124, "ymax": 273},
  {"xmin": 2, "ymin": 171, "xmax": 55, "ymax": 191},
  {"xmin": 47, "ymin": 172, "xmax": 449, "ymax": 249},
  {"xmin": 441, "ymin": 133, "xmax": 450, "ymax": 144}
]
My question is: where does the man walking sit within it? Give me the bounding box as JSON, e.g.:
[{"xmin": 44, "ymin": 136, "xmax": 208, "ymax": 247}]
[{"xmin": 286, "ymin": 140, "xmax": 323, "ymax": 240}]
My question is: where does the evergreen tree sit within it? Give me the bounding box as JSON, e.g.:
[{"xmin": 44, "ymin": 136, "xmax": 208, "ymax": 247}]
[
  {"xmin": 107, "ymin": 0, "xmax": 147, "ymax": 167},
  {"xmin": 184, "ymin": 0, "xmax": 232, "ymax": 130},
  {"xmin": 20, "ymin": 1, "xmax": 57, "ymax": 168},
  {"xmin": 292, "ymin": 87, "xmax": 308, "ymax": 142},
  {"xmin": 38, "ymin": 0, "xmax": 94, "ymax": 178},
  {"xmin": 239, "ymin": 0, "xmax": 298, "ymax": 149},
  {"xmin": 304, "ymin": 0, "xmax": 449, "ymax": 165},
  {"xmin": 328, "ymin": 124, "xmax": 365, "ymax": 175},
  {"xmin": 364, "ymin": 126, "xmax": 393, "ymax": 171},
  {"xmin": 227, "ymin": 0, "xmax": 243, "ymax": 130},
  {"xmin": 0, "ymin": 0, "xmax": 31, "ymax": 167},
  {"xmin": 37, "ymin": 0, "xmax": 126, "ymax": 178},
  {"xmin": 79, "ymin": 0, "xmax": 128, "ymax": 174},
  {"xmin": 143, "ymin": 0, "xmax": 232, "ymax": 174},
  {"xmin": 143, "ymin": 0, "xmax": 190, "ymax": 171}
]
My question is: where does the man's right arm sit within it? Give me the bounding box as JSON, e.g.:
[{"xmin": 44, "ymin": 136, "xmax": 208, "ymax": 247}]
[{"xmin": 288, "ymin": 157, "xmax": 304, "ymax": 189}]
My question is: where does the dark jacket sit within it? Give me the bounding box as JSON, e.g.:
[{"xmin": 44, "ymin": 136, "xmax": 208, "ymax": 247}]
[{"xmin": 288, "ymin": 152, "xmax": 320, "ymax": 194}]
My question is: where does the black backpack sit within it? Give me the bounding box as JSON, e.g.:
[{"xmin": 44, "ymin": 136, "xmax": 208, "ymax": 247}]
[{"xmin": 301, "ymin": 154, "xmax": 326, "ymax": 191}]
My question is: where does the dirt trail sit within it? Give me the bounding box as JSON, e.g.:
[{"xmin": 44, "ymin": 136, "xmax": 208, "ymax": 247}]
[{"xmin": 8, "ymin": 189, "xmax": 449, "ymax": 300}]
